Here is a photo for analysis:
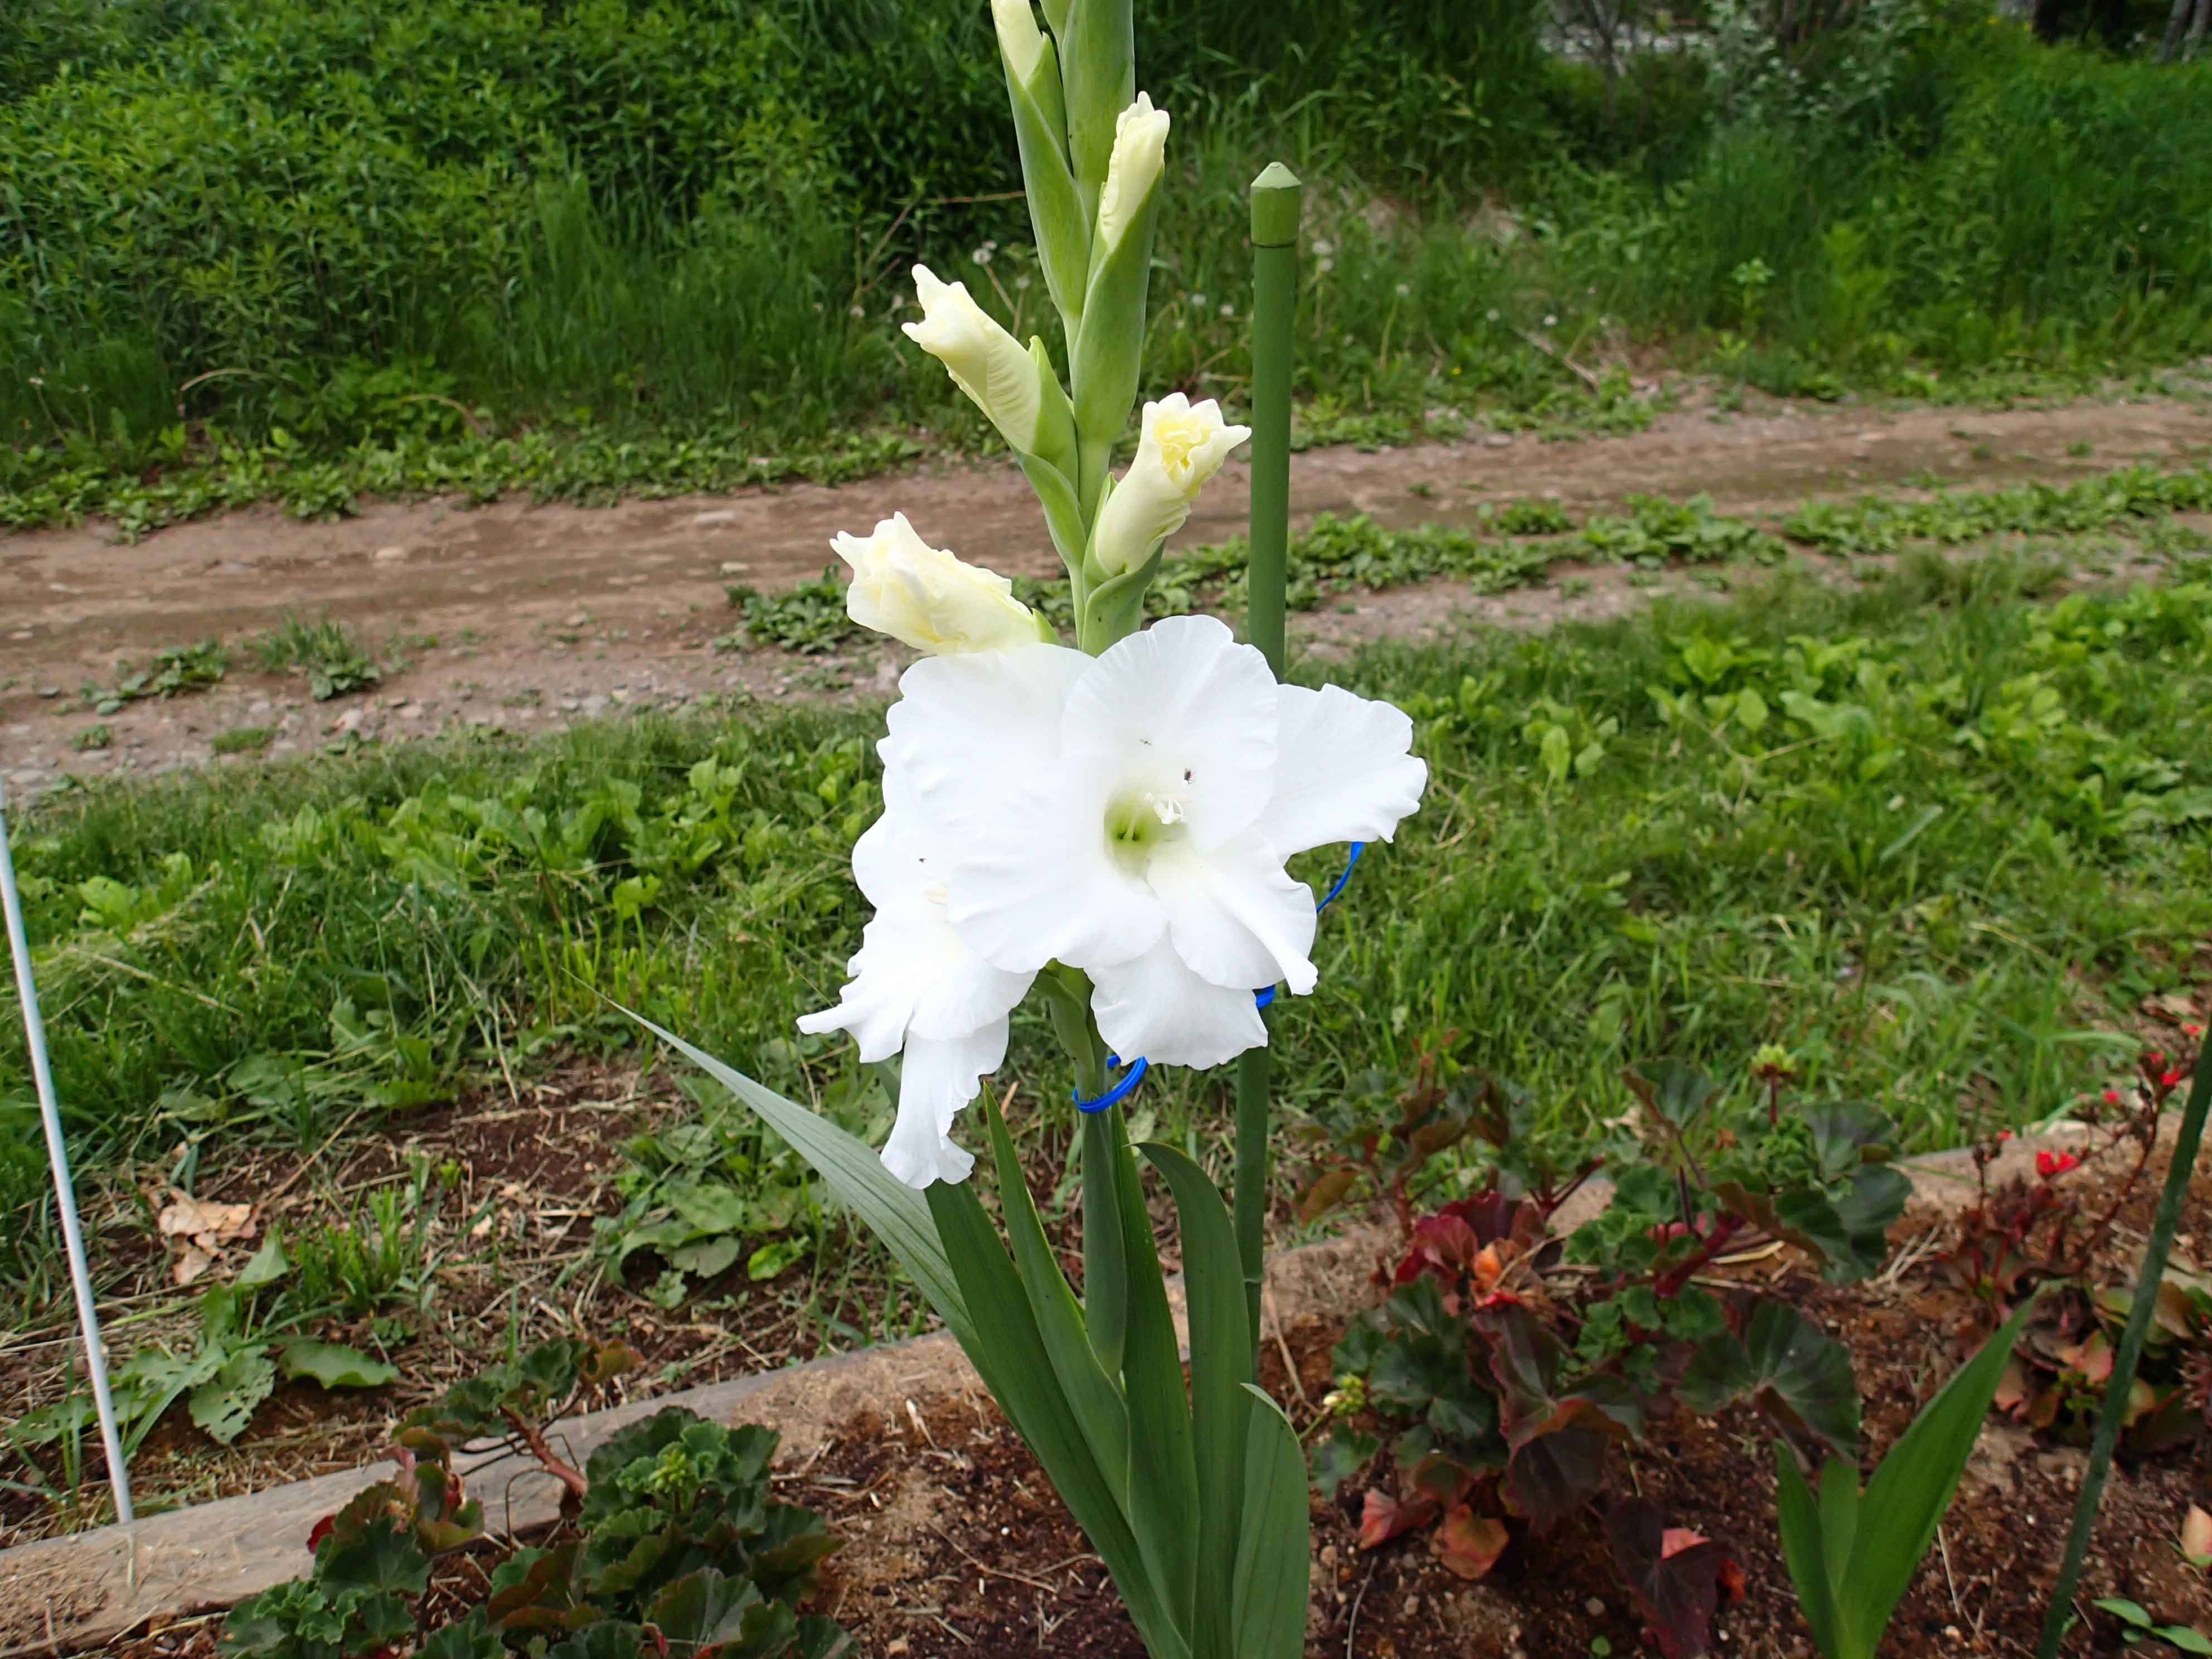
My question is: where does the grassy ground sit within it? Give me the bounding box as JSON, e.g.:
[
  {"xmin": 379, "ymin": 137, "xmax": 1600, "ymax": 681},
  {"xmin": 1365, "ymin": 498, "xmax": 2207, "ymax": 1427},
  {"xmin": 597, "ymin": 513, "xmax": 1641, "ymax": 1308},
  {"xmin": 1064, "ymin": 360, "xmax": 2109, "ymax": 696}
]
[{"xmin": 3, "ymin": 526, "xmax": 2209, "ymax": 1530}]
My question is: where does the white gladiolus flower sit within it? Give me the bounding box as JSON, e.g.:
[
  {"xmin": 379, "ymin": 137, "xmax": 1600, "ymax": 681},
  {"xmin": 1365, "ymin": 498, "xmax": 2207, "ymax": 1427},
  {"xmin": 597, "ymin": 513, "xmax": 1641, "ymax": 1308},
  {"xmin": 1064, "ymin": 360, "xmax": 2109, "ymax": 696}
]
[
  {"xmin": 1090, "ymin": 394, "xmax": 1251, "ymax": 575},
  {"xmin": 991, "ymin": 0, "xmax": 1047, "ymax": 86},
  {"xmin": 1095, "ymin": 93, "xmax": 1170, "ymax": 257},
  {"xmin": 903, "ymin": 264, "xmax": 1044, "ymax": 453},
  {"xmin": 820, "ymin": 617, "xmax": 1420, "ymax": 1191},
  {"xmin": 798, "ymin": 774, "xmax": 1035, "ymax": 1188},
  {"xmin": 831, "ymin": 513, "xmax": 1039, "ymax": 656}
]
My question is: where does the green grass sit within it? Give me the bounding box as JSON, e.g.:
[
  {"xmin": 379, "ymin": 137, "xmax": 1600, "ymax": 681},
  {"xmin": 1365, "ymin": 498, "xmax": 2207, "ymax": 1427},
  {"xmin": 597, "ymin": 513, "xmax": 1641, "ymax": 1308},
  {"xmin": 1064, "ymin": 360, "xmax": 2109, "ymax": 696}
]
[
  {"xmin": 5, "ymin": 1, "xmax": 2210, "ymax": 530},
  {"xmin": 210, "ymin": 725, "xmax": 276, "ymax": 756},
  {"xmin": 6, "ymin": 547, "xmax": 2208, "ymax": 1307}
]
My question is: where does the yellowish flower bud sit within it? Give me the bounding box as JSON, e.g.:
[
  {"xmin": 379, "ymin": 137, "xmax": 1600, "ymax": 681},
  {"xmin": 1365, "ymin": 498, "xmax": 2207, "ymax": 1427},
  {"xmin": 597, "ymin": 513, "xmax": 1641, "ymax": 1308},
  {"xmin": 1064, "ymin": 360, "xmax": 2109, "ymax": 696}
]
[
  {"xmin": 992, "ymin": 0, "xmax": 1047, "ymax": 87},
  {"xmin": 831, "ymin": 513, "xmax": 1039, "ymax": 656},
  {"xmin": 903, "ymin": 264, "xmax": 1045, "ymax": 453},
  {"xmin": 1095, "ymin": 93, "xmax": 1169, "ymax": 258},
  {"xmin": 1090, "ymin": 393, "xmax": 1250, "ymax": 575}
]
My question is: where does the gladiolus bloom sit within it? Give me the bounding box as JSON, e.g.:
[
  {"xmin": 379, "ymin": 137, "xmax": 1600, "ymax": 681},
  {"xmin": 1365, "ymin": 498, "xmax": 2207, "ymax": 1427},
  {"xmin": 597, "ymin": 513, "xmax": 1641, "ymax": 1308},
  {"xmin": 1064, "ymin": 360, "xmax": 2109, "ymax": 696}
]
[
  {"xmin": 904, "ymin": 265, "xmax": 1049, "ymax": 454},
  {"xmin": 1091, "ymin": 394, "xmax": 1251, "ymax": 575},
  {"xmin": 831, "ymin": 514, "xmax": 1040, "ymax": 657},
  {"xmin": 812, "ymin": 615, "xmax": 1425, "ymax": 1185}
]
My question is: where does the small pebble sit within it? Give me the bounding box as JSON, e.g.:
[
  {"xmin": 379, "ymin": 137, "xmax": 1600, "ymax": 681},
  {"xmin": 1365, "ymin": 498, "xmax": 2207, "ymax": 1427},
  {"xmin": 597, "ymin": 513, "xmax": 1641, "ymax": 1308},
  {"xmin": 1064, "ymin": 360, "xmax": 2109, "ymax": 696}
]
[{"xmin": 1586, "ymin": 1598, "xmax": 1607, "ymax": 1617}]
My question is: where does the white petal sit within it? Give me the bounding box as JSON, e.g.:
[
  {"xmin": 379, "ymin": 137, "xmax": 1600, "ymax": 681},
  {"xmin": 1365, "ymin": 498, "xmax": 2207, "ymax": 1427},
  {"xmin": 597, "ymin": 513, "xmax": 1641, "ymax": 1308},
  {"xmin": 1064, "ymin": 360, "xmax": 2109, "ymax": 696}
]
[
  {"xmin": 797, "ymin": 904, "xmax": 961, "ymax": 1063},
  {"xmin": 1060, "ymin": 614, "xmax": 1278, "ymax": 850},
  {"xmin": 880, "ymin": 1023, "xmax": 1007, "ymax": 1189},
  {"xmin": 1091, "ymin": 938, "xmax": 1267, "ymax": 1070},
  {"xmin": 883, "ymin": 644, "xmax": 1088, "ymax": 843},
  {"xmin": 804, "ymin": 809, "xmax": 1030, "ymax": 1055},
  {"xmin": 1258, "ymin": 683, "xmax": 1427, "ymax": 857},
  {"xmin": 1146, "ymin": 833, "xmax": 1318, "ymax": 995},
  {"xmin": 910, "ymin": 955, "xmax": 1033, "ymax": 1041},
  {"xmin": 847, "ymin": 809, "xmax": 923, "ymax": 913},
  {"xmin": 944, "ymin": 772, "xmax": 1166, "ymax": 972}
]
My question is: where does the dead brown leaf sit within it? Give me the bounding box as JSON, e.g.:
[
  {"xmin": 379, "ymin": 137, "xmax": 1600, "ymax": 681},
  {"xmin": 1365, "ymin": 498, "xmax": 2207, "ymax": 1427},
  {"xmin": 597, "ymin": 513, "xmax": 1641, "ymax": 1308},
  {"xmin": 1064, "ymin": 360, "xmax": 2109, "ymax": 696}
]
[
  {"xmin": 171, "ymin": 1243, "xmax": 216, "ymax": 1287},
  {"xmin": 156, "ymin": 1188, "xmax": 257, "ymax": 1284}
]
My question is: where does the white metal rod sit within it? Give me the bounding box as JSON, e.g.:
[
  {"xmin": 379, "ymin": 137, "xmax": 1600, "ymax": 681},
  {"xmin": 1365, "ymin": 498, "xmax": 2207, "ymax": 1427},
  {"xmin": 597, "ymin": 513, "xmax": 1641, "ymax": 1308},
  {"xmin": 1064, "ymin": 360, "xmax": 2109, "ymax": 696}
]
[{"xmin": 0, "ymin": 779, "xmax": 133, "ymax": 1524}]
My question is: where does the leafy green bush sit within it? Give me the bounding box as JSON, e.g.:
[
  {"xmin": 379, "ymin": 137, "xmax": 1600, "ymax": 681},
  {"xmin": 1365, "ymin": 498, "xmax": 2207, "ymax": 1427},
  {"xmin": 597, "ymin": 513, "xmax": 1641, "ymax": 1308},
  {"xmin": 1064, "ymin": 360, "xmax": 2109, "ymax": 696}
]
[{"xmin": 219, "ymin": 1337, "xmax": 849, "ymax": 1659}]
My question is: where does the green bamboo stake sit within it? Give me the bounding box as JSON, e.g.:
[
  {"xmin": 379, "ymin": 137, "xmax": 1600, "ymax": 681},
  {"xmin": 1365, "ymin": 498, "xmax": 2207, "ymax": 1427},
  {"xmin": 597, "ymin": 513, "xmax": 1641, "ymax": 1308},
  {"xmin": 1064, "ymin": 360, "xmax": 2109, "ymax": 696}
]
[
  {"xmin": 2035, "ymin": 1022, "xmax": 2211, "ymax": 1659},
  {"xmin": 1234, "ymin": 162, "xmax": 1303, "ymax": 1352}
]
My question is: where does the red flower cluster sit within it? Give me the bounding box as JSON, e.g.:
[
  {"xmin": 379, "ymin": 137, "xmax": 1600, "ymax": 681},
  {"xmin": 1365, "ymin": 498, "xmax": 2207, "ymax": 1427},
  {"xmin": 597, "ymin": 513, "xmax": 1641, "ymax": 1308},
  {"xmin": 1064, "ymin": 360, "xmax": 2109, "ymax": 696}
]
[{"xmin": 2035, "ymin": 1149, "xmax": 2081, "ymax": 1180}]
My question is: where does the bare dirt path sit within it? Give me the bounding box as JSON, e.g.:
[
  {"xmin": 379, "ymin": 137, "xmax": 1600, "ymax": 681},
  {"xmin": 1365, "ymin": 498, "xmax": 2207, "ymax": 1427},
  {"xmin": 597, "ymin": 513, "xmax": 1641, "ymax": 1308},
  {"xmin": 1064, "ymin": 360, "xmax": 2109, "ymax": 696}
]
[{"xmin": 3, "ymin": 392, "xmax": 2206, "ymax": 798}]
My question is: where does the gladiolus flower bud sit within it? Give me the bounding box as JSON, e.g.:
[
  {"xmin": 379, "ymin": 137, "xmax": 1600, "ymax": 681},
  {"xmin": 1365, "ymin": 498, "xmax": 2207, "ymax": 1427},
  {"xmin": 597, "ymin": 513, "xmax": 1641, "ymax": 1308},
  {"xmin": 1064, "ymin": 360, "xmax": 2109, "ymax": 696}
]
[
  {"xmin": 992, "ymin": 0, "xmax": 1047, "ymax": 86},
  {"xmin": 831, "ymin": 513, "xmax": 1039, "ymax": 656},
  {"xmin": 1090, "ymin": 393, "xmax": 1250, "ymax": 575},
  {"xmin": 904, "ymin": 265, "xmax": 1048, "ymax": 454},
  {"xmin": 1095, "ymin": 93, "xmax": 1169, "ymax": 258}
]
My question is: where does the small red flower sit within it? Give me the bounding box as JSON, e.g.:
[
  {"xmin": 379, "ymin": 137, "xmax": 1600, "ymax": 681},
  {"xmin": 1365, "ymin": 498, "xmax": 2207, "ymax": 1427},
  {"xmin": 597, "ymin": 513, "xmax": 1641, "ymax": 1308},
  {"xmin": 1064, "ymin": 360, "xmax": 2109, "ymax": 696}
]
[
  {"xmin": 2185, "ymin": 1023, "xmax": 2204, "ymax": 1038},
  {"xmin": 2102, "ymin": 1089, "xmax": 2121, "ymax": 1105},
  {"xmin": 2162, "ymin": 1070, "xmax": 2184, "ymax": 1088},
  {"xmin": 2035, "ymin": 1149, "xmax": 2080, "ymax": 1179},
  {"xmin": 1996, "ymin": 1129, "xmax": 2013, "ymax": 1142},
  {"xmin": 2146, "ymin": 1050, "xmax": 2166, "ymax": 1067}
]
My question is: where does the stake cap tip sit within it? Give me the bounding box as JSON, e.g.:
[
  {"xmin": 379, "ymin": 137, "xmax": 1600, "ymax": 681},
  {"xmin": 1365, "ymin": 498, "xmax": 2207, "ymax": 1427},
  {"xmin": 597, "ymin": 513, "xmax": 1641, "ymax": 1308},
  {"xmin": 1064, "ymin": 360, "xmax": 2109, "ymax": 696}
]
[{"xmin": 1249, "ymin": 162, "xmax": 1304, "ymax": 245}]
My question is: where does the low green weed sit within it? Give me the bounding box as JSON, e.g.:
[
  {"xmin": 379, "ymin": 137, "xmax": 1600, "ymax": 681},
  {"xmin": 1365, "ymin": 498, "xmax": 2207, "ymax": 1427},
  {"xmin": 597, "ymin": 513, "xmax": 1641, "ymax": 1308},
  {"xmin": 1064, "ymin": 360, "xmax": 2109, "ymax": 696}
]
[
  {"xmin": 289, "ymin": 1175, "xmax": 443, "ymax": 1323},
  {"xmin": 251, "ymin": 617, "xmax": 382, "ymax": 701},
  {"xmin": 212, "ymin": 725, "xmax": 276, "ymax": 755},
  {"xmin": 1782, "ymin": 465, "xmax": 2212, "ymax": 556},
  {"xmin": 82, "ymin": 641, "xmax": 227, "ymax": 714},
  {"xmin": 1578, "ymin": 494, "xmax": 1788, "ymax": 567},
  {"xmin": 10, "ymin": 1247, "xmax": 396, "ymax": 1468},
  {"xmin": 721, "ymin": 570, "xmax": 857, "ymax": 656}
]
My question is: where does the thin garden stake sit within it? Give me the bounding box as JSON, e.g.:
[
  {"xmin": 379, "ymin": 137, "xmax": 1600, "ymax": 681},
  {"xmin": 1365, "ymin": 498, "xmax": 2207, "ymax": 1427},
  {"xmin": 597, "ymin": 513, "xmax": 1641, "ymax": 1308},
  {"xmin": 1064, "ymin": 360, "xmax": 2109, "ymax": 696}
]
[
  {"xmin": 0, "ymin": 778, "xmax": 134, "ymax": 1524},
  {"xmin": 1234, "ymin": 161, "xmax": 1303, "ymax": 1351},
  {"xmin": 2035, "ymin": 1021, "xmax": 2210, "ymax": 1659}
]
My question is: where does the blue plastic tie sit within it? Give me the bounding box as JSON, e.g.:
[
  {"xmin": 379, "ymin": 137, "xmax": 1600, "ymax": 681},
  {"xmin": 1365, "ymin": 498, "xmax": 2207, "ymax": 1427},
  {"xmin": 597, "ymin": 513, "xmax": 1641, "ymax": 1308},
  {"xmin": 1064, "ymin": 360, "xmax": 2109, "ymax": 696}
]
[
  {"xmin": 1071, "ymin": 841, "xmax": 1366, "ymax": 1113},
  {"xmin": 1316, "ymin": 840, "xmax": 1365, "ymax": 914},
  {"xmin": 1072, "ymin": 1054, "xmax": 1148, "ymax": 1113}
]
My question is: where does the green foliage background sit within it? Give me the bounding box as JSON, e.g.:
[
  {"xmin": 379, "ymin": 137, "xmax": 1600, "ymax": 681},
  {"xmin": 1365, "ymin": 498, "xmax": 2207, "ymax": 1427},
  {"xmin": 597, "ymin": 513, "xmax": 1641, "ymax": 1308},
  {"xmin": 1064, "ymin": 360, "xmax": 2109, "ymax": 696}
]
[{"xmin": 4, "ymin": 0, "xmax": 2210, "ymax": 470}]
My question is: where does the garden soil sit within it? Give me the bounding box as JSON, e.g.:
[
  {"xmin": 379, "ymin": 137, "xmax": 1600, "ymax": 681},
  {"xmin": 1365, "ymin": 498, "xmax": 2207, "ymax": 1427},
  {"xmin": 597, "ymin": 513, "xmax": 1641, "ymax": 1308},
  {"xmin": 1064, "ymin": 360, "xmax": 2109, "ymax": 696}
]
[
  {"xmin": 5, "ymin": 392, "xmax": 2210, "ymax": 801},
  {"xmin": 35, "ymin": 1133, "xmax": 2212, "ymax": 1659}
]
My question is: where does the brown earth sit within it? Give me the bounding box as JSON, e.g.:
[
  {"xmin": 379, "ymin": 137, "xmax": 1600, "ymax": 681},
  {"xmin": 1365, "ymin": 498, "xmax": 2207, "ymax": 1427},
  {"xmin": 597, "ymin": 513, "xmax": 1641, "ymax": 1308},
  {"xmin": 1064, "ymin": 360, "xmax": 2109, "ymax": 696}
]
[
  {"xmin": 4, "ymin": 392, "xmax": 2209, "ymax": 801},
  {"xmin": 74, "ymin": 1140, "xmax": 2212, "ymax": 1659}
]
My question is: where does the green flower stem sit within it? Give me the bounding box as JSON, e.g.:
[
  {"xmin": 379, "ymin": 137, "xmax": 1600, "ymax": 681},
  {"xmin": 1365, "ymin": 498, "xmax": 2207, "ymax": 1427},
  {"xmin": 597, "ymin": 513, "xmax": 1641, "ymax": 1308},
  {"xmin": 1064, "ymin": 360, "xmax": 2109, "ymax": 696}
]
[
  {"xmin": 2035, "ymin": 1023, "xmax": 2211, "ymax": 1659},
  {"xmin": 1233, "ymin": 163, "xmax": 1303, "ymax": 1354}
]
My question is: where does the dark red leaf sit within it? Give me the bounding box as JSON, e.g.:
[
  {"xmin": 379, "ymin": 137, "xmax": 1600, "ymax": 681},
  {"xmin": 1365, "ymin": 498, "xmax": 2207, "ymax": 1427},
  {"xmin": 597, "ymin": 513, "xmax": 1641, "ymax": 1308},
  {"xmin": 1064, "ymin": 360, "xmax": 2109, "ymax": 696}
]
[
  {"xmin": 1501, "ymin": 1398, "xmax": 1617, "ymax": 1527},
  {"xmin": 1432, "ymin": 1505, "xmax": 1511, "ymax": 1580},
  {"xmin": 1359, "ymin": 1487, "xmax": 1441, "ymax": 1550},
  {"xmin": 1394, "ymin": 1213, "xmax": 1482, "ymax": 1284},
  {"xmin": 1608, "ymin": 1497, "xmax": 1734, "ymax": 1659},
  {"xmin": 1299, "ymin": 1168, "xmax": 1360, "ymax": 1224},
  {"xmin": 1409, "ymin": 1453, "xmax": 1478, "ymax": 1507}
]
